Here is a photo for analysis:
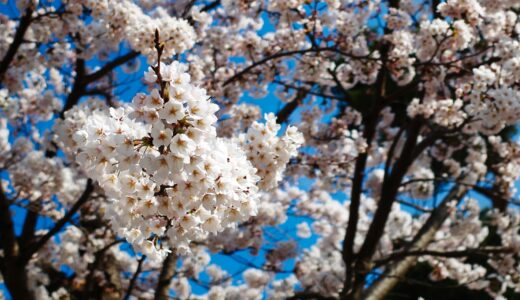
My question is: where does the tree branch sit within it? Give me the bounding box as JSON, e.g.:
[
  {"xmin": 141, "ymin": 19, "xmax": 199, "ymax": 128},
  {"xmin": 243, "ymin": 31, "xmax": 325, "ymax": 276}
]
[
  {"xmin": 0, "ymin": 179, "xmax": 34, "ymax": 300},
  {"xmin": 223, "ymin": 47, "xmax": 376, "ymax": 87},
  {"xmin": 201, "ymin": 0, "xmax": 221, "ymax": 12},
  {"xmin": 396, "ymin": 199, "xmax": 432, "ymax": 213},
  {"xmin": 82, "ymin": 239, "xmax": 124, "ymax": 300},
  {"xmin": 59, "ymin": 57, "xmax": 86, "ymax": 118},
  {"xmin": 60, "ymin": 51, "xmax": 139, "ymax": 117},
  {"xmin": 124, "ymin": 255, "xmax": 146, "ymax": 300},
  {"xmin": 472, "ymin": 185, "xmax": 508, "ymax": 212},
  {"xmin": 341, "ymin": 104, "xmax": 382, "ymax": 296},
  {"xmin": 276, "ymin": 90, "xmax": 308, "ymax": 124},
  {"xmin": 84, "ymin": 51, "xmax": 139, "ymax": 84},
  {"xmin": 0, "ymin": 8, "xmax": 33, "ymax": 82},
  {"xmin": 18, "ymin": 203, "xmax": 39, "ymax": 250},
  {"xmin": 348, "ymin": 119, "xmax": 422, "ymax": 298},
  {"xmin": 287, "ymin": 291, "xmax": 338, "ymax": 300},
  {"xmin": 154, "ymin": 252, "xmax": 178, "ymax": 300},
  {"xmin": 0, "ymin": 183, "xmax": 18, "ymax": 259},
  {"xmin": 363, "ymin": 182, "xmax": 468, "ymax": 300},
  {"xmin": 19, "ymin": 179, "xmax": 94, "ymax": 264},
  {"xmin": 341, "ymin": 61, "xmax": 388, "ymax": 299},
  {"xmin": 375, "ymin": 246, "xmax": 515, "ymax": 267}
]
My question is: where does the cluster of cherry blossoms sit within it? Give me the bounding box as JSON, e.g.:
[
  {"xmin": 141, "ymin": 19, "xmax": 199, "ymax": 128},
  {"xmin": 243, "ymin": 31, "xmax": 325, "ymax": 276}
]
[
  {"xmin": 7, "ymin": 151, "xmax": 82, "ymax": 204},
  {"xmin": 54, "ymin": 61, "xmax": 302, "ymax": 261},
  {"xmin": 71, "ymin": 0, "xmax": 196, "ymax": 60},
  {"xmin": 27, "ymin": 223, "xmax": 146, "ymax": 300},
  {"xmin": 236, "ymin": 113, "xmax": 304, "ymax": 190},
  {"xmin": 0, "ymin": 113, "xmax": 85, "ymax": 217}
]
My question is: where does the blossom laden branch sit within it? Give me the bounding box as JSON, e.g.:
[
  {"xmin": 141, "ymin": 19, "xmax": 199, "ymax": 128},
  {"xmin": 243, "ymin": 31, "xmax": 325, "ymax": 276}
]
[
  {"xmin": 0, "ymin": 8, "xmax": 34, "ymax": 83},
  {"xmin": 154, "ymin": 253, "xmax": 178, "ymax": 300},
  {"xmin": 19, "ymin": 179, "xmax": 94, "ymax": 264},
  {"xmin": 223, "ymin": 47, "xmax": 378, "ymax": 87},
  {"xmin": 124, "ymin": 255, "xmax": 147, "ymax": 300},
  {"xmin": 364, "ymin": 183, "xmax": 469, "ymax": 300},
  {"xmin": 375, "ymin": 246, "xmax": 516, "ymax": 267}
]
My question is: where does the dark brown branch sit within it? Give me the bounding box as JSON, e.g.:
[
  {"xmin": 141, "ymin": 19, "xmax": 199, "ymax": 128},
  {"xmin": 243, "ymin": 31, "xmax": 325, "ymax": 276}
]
[
  {"xmin": 85, "ymin": 88, "xmax": 115, "ymax": 107},
  {"xmin": 273, "ymin": 80, "xmax": 345, "ymax": 101},
  {"xmin": 0, "ymin": 184, "xmax": 18, "ymax": 259},
  {"xmin": 341, "ymin": 60, "xmax": 388, "ymax": 299},
  {"xmin": 223, "ymin": 47, "xmax": 376, "ymax": 87},
  {"xmin": 19, "ymin": 179, "xmax": 94, "ymax": 264},
  {"xmin": 0, "ymin": 8, "xmax": 33, "ymax": 82},
  {"xmin": 341, "ymin": 104, "xmax": 381, "ymax": 296},
  {"xmin": 363, "ymin": 182, "xmax": 468, "ymax": 300},
  {"xmin": 154, "ymin": 252, "xmax": 178, "ymax": 300},
  {"xmin": 396, "ymin": 199, "xmax": 432, "ymax": 213},
  {"xmin": 276, "ymin": 90, "xmax": 308, "ymax": 124},
  {"xmin": 472, "ymin": 185, "xmax": 509, "ymax": 212},
  {"xmin": 201, "ymin": 0, "xmax": 221, "ymax": 12},
  {"xmin": 431, "ymin": 0, "xmax": 441, "ymax": 19},
  {"xmin": 358, "ymin": 121, "xmax": 422, "ymax": 257},
  {"xmin": 327, "ymin": 68, "xmax": 350, "ymax": 96},
  {"xmin": 0, "ymin": 179, "xmax": 34, "ymax": 300},
  {"xmin": 19, "ymin": 203, "xmax": 40, "ymax": 250},
  {"xmin": 287, "ymin": 291, "xmax": 338, "ymax": 300},
  {"xmin": 349, "ymin": 119, "xmax": 422, "ymax": 299},
  {"xmin": 415, "ymin": 46, "xmax": 494, "ymax": 67},
  {"xmin": 85, "ymin": 51, "xmax": 139, "ymax": 84},
  {"xmin": 0, "ymin": 184, "xmax": 18, "ymax": 255},
  {"xmin": 60, "ymin": 51, "xmax": 139, "ymax": 117},
  {"xmin": 376, "ymin": 246, "xmax": 514, "ymax": 267},
  {"xmin": 124, "ymin": 255, "xmax": 147, "ymax": 300},
  {"xmin": 60, "ymin": 57, "xmax": 86, "ymax": 118},
  {"xmin": 82, "ymin": 239, "xmax": 124, "ymax": 300},
  {"xmin": 389, "ymin": 0, "xmax": 401, "ymax": 9},
  {"xmin": 383, "ymin": 126, "xmax": 406, "ymax": 182}
]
